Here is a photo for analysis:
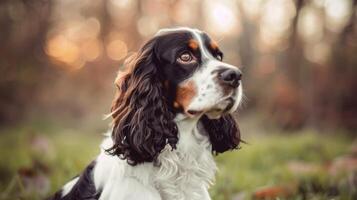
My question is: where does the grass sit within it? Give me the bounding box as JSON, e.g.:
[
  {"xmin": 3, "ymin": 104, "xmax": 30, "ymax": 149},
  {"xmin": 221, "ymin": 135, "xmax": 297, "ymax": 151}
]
[
  {"xmin": 0, "ymin": 124, "xmax": 102, "ymax": 200},
  {"xmin": 0, "ymin": 122, "xmax": 355, "ymax": 200},
  {"xmin": 212, "ymin": 131, "xmax": 354, "ymax": 199}
]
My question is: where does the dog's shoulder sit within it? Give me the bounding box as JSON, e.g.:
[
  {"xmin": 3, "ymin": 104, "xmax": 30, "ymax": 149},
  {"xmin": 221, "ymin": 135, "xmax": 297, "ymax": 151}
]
[{"xmin": 47, "ymin": 160, "xmax": 100, "ymax": 200}]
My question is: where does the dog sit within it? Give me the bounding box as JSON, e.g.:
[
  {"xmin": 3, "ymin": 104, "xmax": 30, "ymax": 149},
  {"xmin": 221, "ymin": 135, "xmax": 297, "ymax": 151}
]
[{"xmin": 49, "ymin": 27, "xmax": 243, "ymax": 200}]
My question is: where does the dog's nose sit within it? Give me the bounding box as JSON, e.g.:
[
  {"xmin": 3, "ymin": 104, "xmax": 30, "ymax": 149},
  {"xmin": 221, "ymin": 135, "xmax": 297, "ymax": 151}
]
[{"xmin": 218, "ymin": 68, "xmax": 242, "ymax": 88}]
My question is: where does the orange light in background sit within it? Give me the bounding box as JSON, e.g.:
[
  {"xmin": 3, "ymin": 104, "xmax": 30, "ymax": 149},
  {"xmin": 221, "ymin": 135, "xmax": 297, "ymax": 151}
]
[
  {"xmin": 172, "ymin": 0, "xmax": 196, "ymax": 25},
  {"xmin": 45, "ymin": 16, "xmax": 103, "ymax": 70},
  {"xmin": 81, "ymin": 39, "xmax": 102, "ymax": 62},
  {"xmin": 324, "ymin": 0, "xmax": 352, "ymax": 33},
  {"xmin": 46, "ymin": 34, "xmax": 80, "ymax": 65},
  {"xmin": 108, "ymin": 31, "xmax": 127, "ymax": 43},
  {"xmin": 137, "ymin": 16, "xmax": 159, "ymax": 37},
  {"xmin": 81, "ymin": 17, "xmax": 101, "ymax": 40},
  {"xmin": 51, "ymin": 17, "xmax": 101, "ymax": 44},
  {"xmin": 203, "ymin": 0, "xmax": 240, "ymax": 36},
  {"xmin": 106, "ymin": 39, "xmax": 128, "ymax": 61}
]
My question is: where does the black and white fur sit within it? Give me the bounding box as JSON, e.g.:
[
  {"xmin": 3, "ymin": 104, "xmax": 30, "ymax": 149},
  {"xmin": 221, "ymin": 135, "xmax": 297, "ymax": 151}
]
[{"xmin": 49, "ymin": 27, "xmax": 243, "ymax": 200}]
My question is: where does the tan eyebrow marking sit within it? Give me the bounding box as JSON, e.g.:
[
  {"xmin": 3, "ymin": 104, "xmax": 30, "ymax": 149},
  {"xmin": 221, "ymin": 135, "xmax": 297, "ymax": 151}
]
[
  {"xmin": 188, "ymin": 39, "xmax": 199, "ymax": 50},
  {"xmin": 210, "ymin": 40, "xmax": 219, "ymax": 50}
]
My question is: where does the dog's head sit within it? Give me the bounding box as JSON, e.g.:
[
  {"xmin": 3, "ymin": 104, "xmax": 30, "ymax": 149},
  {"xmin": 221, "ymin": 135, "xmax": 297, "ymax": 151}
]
[{"xmin": 108, "ymin": 27, "xmax": 243, "ymax": 165}]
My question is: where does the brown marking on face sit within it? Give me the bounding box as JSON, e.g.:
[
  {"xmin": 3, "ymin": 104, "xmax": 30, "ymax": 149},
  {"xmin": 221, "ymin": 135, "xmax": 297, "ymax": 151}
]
[
  {"xmin": 173, "ymin": 101, "xmax": 180, "ymax": 109},
  {"xmin": 175, "ymin": 81, "xmax": 197, "ymax": 112},
  {"xmin": 210, "ymin": 40, "xmax": 219, "ymax": 50},
  {"xmin": 188, "ymin": 39, "xmax": 199, "ymax": 50}
]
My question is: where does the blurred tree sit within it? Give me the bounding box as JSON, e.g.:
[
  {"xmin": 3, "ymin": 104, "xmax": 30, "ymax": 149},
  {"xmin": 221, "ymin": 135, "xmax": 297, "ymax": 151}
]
[
  {"xmin": 0, "ymin": 0, "xmax": 356, "ymax": 131},
  {"xmin": 0, "ymin": 0, "xmax": 52, "ymax": 124}
]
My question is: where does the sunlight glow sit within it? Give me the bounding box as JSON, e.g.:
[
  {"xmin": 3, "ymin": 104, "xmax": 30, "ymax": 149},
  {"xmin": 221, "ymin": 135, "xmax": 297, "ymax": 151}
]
[
  {"xmin": 172, "ymin": 0, "xmax": 196, "ymax": 25},
  {"xmin": 324, "ymin": 0, "xmax": 352, "ymax": 32},
  {"xmin": 261, "ymin": 0, "xmax": 296, "ymax": 36},
  {"xmin": 110, "ymin": 0, "xmax": 132, "ymax": 8},
  {"xmin": 204, "ymin": 0, "xmax": 240, "ymax": 36},
  {"xmin": 106, "ymin": 39, "xmax": 128, "ymax": 61},
  {"xmin": 81, "ymin": 39, "xmax": 102, "ymax": 61},
  {"xmin": 298, "ymin": 6, "xmax": 324, "ymax": 43},
  {"xmin": 304, "ymin": 41, "xmax": 330, "ymax": 64},
  {"xmin": 46, "ymin": 35, "xmax": 80, "ymax": 65},
  {"xmin": 45, "ymin": 17, "xmax": 102, "ymax": 70},
  {"xmin": 137, "ymin": 16, "xmax": 159, "ymax": 37},
  {"xmin": 259, "ymin": 0, "xmax": 296, "ymax": 49},
  {"xmin": 241, "ymin": 0, "xmax": 263, "ymax": 20},
  {"xmin": 108, "ymin": 0, "xmax": 137, "ymax": 27}
]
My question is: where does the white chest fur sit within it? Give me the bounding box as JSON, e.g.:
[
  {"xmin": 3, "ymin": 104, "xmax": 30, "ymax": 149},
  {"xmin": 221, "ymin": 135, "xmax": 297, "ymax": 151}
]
[
  {"xmin": 154, "ymin": 119, "xmax": 216, "ymax": 200},
  {"xmin": 92, "ymin": 117, "xmax": 216, "ymax": 200}
]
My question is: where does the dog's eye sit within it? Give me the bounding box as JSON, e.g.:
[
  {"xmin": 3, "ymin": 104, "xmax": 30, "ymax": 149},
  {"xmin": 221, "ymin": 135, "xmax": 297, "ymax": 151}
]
[
  {"xmin": 179, "ymin": 53, "xmax": 192, "ymax": 62},
  {"xmin": 178, "ymin": 52, "xmax": 195, "ymax": 64}
]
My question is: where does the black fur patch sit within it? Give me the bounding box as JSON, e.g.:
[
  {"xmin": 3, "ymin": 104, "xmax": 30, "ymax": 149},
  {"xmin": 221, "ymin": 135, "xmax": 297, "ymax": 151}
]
[
  {"xmin": 47, "ymin": 161, "xmax": 101, "ymax": 200},
  {"xmin": 200, "ymin": 114, "xmax": 241, "ymax": 154}
]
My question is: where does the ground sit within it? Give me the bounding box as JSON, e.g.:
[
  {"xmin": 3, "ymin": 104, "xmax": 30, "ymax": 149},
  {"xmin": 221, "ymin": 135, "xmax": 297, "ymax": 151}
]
[{"xmin": 0, "ymin": 119, "xmax": 355, "ymax": 200}]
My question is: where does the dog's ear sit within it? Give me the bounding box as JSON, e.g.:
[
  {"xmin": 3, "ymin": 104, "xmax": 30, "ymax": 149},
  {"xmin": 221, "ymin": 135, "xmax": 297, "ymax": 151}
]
[
  {"xmin": 200, "ymin": 114, "xmax": 241, "ymax": 154},
  {"xmin": 107, "ymin": 38, "xmax": 178, "ymax": 165}
]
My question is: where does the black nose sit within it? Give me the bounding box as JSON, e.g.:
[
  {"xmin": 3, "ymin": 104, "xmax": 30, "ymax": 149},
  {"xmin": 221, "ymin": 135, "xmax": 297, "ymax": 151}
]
[{"xmin": 218, "ymin": 68, "xmax": 242, "ymax": 88}]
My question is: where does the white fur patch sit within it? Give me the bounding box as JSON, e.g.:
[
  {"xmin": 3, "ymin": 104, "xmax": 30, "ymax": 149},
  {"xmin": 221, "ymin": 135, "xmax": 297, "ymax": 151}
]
[
  {"xmin": 61, "ymin": 176, "xmax": 79, "ymax": 197},
  {"xmin": 92, "ymin": 117, "xmax": 216, "ymax": 200},
  {"xmin": 155, "ymin": 117, "xmax": 216, "ymax": 200}
]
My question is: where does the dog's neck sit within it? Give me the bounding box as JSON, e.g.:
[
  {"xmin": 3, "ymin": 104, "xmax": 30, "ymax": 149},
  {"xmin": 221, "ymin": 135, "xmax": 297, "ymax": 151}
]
[
  {"xmin": 171, "ymin": 114, "xmax": 212, "ymax": 158},
  {"xmin": 174, "ymin": 114, "xmax": 206, "ymax": 151},
  {"xmin": 155, "ymin": 114, "xmax": 216, "ymax": 200}
]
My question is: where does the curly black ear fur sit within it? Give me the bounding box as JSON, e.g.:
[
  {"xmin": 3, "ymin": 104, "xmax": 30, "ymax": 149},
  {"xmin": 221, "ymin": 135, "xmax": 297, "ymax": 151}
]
[
  {"xmin": 200, "ymin": 114, "xmax": 241, "ymax": 154},
  {"xmin": 106, "ymin": 38, "xmax": 178, "ymax": 165}
]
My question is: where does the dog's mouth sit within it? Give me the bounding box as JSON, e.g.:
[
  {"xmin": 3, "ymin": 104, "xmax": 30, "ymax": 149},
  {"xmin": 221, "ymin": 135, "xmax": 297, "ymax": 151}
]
[
  {"xmin": 205, "ymin": 97, "xmax": 235, "ymax": 118},
  {"xmin": 186, "ymin": 109, "xmax": 204, "ymax": 117},
  {"xmin": 185, "ymin": 97, "xmax": 235, "ymax": 118}
]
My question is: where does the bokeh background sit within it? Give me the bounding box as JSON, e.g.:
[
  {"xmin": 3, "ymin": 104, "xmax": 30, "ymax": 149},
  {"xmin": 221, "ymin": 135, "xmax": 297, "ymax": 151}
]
[{"xmin": 0, "ymin": 0, "xmax": 356, "ymax": 199}]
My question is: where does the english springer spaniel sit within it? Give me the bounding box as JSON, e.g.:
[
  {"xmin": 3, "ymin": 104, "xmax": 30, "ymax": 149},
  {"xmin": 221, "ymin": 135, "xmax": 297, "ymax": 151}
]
[{"xmin": 49, "ymin": 27, "xmax": 243, "ymax": 200}]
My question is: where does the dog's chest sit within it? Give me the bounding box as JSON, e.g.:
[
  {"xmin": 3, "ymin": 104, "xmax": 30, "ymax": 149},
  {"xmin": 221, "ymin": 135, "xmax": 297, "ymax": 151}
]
[{"xmin": 153, "ymin": 143, "xmax": 217, "ymax": 200}]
